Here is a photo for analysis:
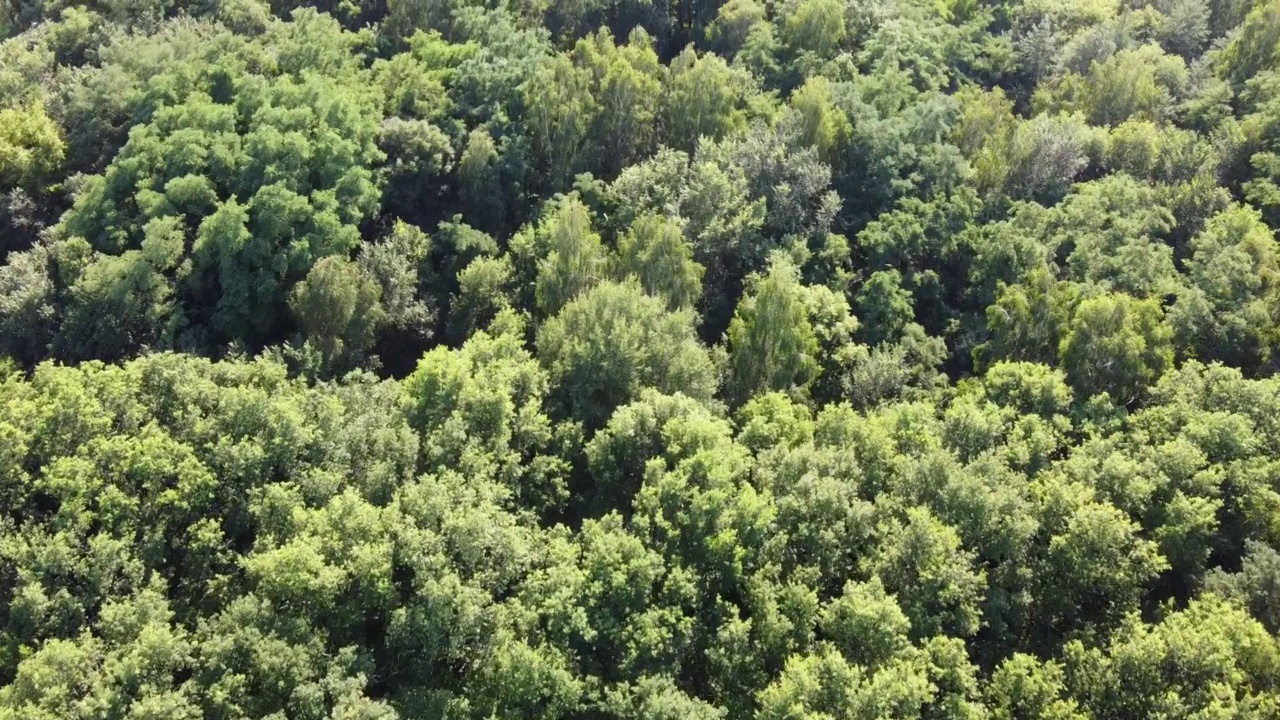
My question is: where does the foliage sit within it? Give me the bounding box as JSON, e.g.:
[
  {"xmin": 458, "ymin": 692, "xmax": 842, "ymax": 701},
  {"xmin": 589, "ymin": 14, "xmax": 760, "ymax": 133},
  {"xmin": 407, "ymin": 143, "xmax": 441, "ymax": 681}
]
[
  {"xmin": 0, "ymin": 0, "xmax": 1279, "ymax": 718},
  {"xmin": 538, "ymin": 279, "xmax": 717, "ymax": 431}
]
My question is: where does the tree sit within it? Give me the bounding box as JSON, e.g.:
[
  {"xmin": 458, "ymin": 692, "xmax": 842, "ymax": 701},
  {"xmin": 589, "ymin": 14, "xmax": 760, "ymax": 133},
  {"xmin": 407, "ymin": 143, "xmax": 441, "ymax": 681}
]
[
  {"xmin": 819, "ymin": 578, "xmax": 913, "ymax": 669},
  {"xmin": 604, "ymin": 146, "xmax": 766, "ymax": 336},
  {"xmin": 378, "ymin": 117, "xmax": 453, "ymax": 229},
  {"xmin": 1061, "ymin": 176, "xmax": 1179, "ymax": 298},
  {"xmin": 1061, "ymin": 596, "xmax": 1280, "ymax": 720},
  {"xmin": 0, "ymin": 102, "xmax": 63, "ymax": 194},
  {"xmin": 1158, "ymin": 0, "xmax": 1210, "ymax": 60},
  {"xmin": 448, "ymin": 255, "xmax": 515, "ymax": 343},
  {"xmin": 727, "ymin": 256, "xmax": 820, "ymax": 405},
  {"xmin": 1036, "ymin": 497, "xmax": 1168, "ymax": 638},
  {"xmin": 866, "ymin": 506, "xmax": 987, "ymax": 640},
  {"xmin": 358, "ymin": 221, "xmax": 435, "ymax": 350},
  {"xmin": 1038, "ymin": 45, "xmax": 1188, "ymax": 126},
  {"xmin": 53, "ymin": 250, "xmax": 176, "ymax": 362},
  {"xmin": 790, "ymin": 77, "xmax": 850, "ymax": 162},
  {"xmin": 975, "ymin": 269, "xmax": 1079, "ymax": 371},
  {"xmin": 457, "ymin": 128, "xmax": 507, "ymax": 233},
  {"xmin": 1001, "ymin": 114, "xmax": 1096, "ymax": 204},
  {"xmin": 534, "ymin": 195, "xmax": 609, "ymax": 316},
  {"xmin": 802, "ymin": 283, "xmax": 865, "ymax": 405},
  {"xmin": 0, "ymin": 243, "xmax": 56, "ymax": 364},
  {"xmin": 614, "ymin": 213, "xmax": 704, "ymax": 310},
  {"xmin": 1058, "ymin": 293, "xmax": 1174, "ymax": 404},
  {"xmin": 706, "ymin": 0, "xmax": 766, "ymax": 59},
  {"xmin": 780, "ymin": 0, "xmax": 846, "ymax": 60},
  {"xmin": 382, "ymin": 0, "xmax": 462, "ymax": 46},
  {"xmin": 1218, "ymin": 0, "xmax": 1280, "ymax": 90},
  {"xmin": 755, "ymin": 646, "xmax": 934, "ymax": 720},
  {"xmin": 538, "ymin": 280, "xmax": 717, "ymax": 431},
  {"xmin": 577, "ymin": 28, "xmax": 663, "ymax": 178},
  {"xmin": 986, "ymin": 654, "xmax": 1085, "ymax": 720},
  {"xmin": 289, "ymin": 256, "xmax": 385, "ymax": 369},
  {"xmin": 660, "ymin": 48, "xmax": 747, "ymax": 153},
  {"xmin": 1206, "ymin": 540, "xmax": 1280, "ymax": 633},
  {"xmin": 600, "ymin": 675, "xmax": 726, "ymax": 720},
  {"xmin": 51, "ymin": 23, "xmax": 385, "ymax": 354},
  {"xmin": 403, "ymin": 313, "xmax": 548, "ymax": 462},
  {"xmin": 585, "ymin": 389, "xmax": 728, "ymax": 512},
  {"xmin": 982, "ymin": 362, "xmax": 1073, "ymax": 419},
  {"xmin": 1169, "ymin": 205, "xmax": 1280, "ymax": 372},
  {"xmin": 523, "ymin": 53, "xmax": 596, "ymax": 192},
  {"xmin": 855, "ymin": 269, "xmax": 915, "ymax": 347}
]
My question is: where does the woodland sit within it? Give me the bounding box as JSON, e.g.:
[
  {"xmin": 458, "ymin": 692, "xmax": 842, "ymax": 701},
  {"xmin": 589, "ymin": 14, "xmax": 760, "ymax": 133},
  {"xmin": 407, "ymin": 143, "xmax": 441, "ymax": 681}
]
[{"xmin": 1, "ymin": 0, "xmax": 1280, "ymax": 717}]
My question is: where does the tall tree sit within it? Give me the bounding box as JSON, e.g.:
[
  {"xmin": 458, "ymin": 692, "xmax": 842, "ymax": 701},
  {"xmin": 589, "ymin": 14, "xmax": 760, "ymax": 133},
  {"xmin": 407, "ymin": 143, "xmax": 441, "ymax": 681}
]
[
  {"xmin": 727, "ymin": 255, "xmax": 820, "ymax": 405},
  {"xmin": 1059, "ymin": 293, "xmax": 1174, "ymax": 404},
  {"xmin": 533, "ymin": 195, "xmax": 609, "ymax": 316},
  {"xmin": 660, "ymin": 47, "xmax": 747, "ymax": 154},
  {"xmin": 289, "ymin": 255, "xmax": 386, "ymax": 370},
  {"xmin": 538, "ymin": 279, "xmax": 717, "ymax": 431},
  {"xmin": 614, "ymin": 213, "xmax": 704, "ymax": 310}
]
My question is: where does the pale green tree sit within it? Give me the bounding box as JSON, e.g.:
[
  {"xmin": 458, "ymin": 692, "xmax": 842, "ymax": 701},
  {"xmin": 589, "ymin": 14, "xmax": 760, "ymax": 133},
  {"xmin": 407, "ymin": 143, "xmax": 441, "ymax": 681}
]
[{"xmin": 727, "ymin": 255, "xmax": 820, "ymax": 405}]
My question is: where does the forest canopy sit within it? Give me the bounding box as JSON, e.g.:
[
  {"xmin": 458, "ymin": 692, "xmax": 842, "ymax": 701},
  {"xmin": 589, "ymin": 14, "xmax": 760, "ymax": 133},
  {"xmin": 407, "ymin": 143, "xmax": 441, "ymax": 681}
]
[{"xmin": 1, "ymin": 0, "xmax": 1280, "ymax": 718}]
